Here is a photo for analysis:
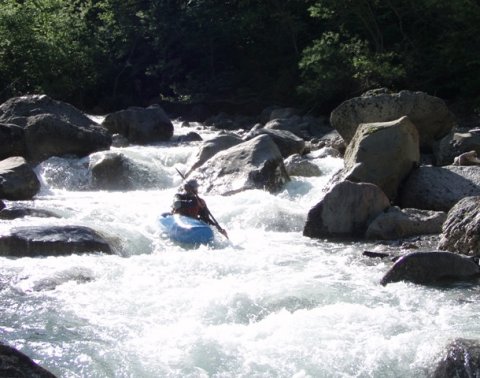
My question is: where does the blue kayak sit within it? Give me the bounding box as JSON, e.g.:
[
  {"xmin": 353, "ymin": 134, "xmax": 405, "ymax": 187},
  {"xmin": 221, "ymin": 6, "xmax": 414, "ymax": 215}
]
[{"xmin": 158, "ymin": 213, "xmax": 214, "ymax": 245}]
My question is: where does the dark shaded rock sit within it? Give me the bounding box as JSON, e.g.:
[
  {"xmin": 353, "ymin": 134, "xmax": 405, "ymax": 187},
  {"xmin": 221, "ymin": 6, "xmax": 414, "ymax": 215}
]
[
  {"xmin": 438, "ymin": 196, "xmax": 480, "ymax": 256},
  {"xmin": 0, "ymin": 207, "xmax": 59, "ymax": 220},
  {"xmin": 380, "ymin": 251, "xmax": 480, "ymax": 286},
  {"xmin": 0, "ymin": 123, "xmax": 25, "ymax": 160},
  {"xmin": 0, "ymin": 343, "xmax": 57, "ymax": 377},
  {"xmin": 102, "ymin": 105, "xmax": 174, "ymax": 144},
  {"xmin": 432, "ymin": 338, "xmax": 480, "ymax": 378},
  {"xmin": 25, "ymin": 114, "xmax": 111, "ymax": 162},
  {"xmin": 244, "ymin": 127, "xmax": 306, "ymax": 158},
  {"xmin": 0, "ymin": 156, "xmax": 40, "ymax": 200},
  {"xmin": 0, "ymin": 225, "xmax": 112, "ymax": 257}
]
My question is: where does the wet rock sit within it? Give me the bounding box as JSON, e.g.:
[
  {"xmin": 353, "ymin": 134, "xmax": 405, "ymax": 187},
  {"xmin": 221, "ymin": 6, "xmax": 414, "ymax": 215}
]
[
  {"xmin": 366, "ymin": 207, "xmax": 446, "ymax": 240},
  {"xmin": 438, "ymin": 196, "xmax": 480, "ymax": 256},
  {"xmin": 25, "ymin": 114, "xmax": 111, "ymax": 162},
  {"xmin": 0, "ymin": 343, "xmax": 57, "ymax": 377},
  {"xmin": 0, "ymin": 207, "xmax": 59, "ymax": 220},
  {"xmin": 0, "ymin": 225, "xmax": 112, "ymax": 257},
  {"xmin": 343, "ymin": 116, "xmax": 420, "ymax": 201},
  {"xmin": 102, "ymin": 104, "xmax": 173, "ymax": 144},
  {"xmin": 284, "ymin": 154, "xmax": 322, "ymax": 177},
  {"xmin": 186, "ymin": 134, "xmax": 243, "ymax": 176},
  {"xmin": 330, "ymin": 90, "xmax": 456, "ymax": 150},
  {"xmin": 191, "ymin": 134, "xmax": 290, "ymax": 195},
  {"xmin": 380, "ymin": 251, "xmax": 480, "ymax": 286},
  {"xmin": 0, "ymin": 156, "xmax": 40, "ymax": 200},
  {"xmin": 303, "ymin": 181, "xmax": 390, "ymax": 239},
  {"xmin": 432, "ymin": 338, "xmax": 480, "ymax": 378},
  {"xmin": 398, "ymin": 165, "xmax": 480, "ymax": 211}
]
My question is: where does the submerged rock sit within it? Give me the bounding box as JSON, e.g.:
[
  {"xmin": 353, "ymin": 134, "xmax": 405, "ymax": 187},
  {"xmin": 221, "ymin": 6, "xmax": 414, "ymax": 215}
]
[
  {"xmin": 380, "ymin": 251, "xmax": 480, "ymax": 286},
  {"xmin": 0, "ymin": 225, "xmax": 112, "ymax": 257},
  {"xmin": 432, "ymin": 338, "xmax": 480, "ymax": 378}
]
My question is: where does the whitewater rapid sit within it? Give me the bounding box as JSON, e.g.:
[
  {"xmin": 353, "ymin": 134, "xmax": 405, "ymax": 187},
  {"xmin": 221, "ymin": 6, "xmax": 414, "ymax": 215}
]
[{"xmin": 1, "ymin": 122, "xmax": 480, "ymax": 377}]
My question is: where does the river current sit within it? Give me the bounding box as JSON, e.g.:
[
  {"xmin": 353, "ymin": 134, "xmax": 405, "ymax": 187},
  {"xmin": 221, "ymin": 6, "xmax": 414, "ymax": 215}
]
[{"xmin": 1, "ymin": 121, "xmax": 479, "ymax": 377}]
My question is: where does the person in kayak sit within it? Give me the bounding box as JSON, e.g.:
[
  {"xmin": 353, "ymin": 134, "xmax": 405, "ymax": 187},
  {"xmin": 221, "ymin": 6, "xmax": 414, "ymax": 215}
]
[{"xmin": 172, "ymin": 179, "xmax": 228, "ymax": 238}]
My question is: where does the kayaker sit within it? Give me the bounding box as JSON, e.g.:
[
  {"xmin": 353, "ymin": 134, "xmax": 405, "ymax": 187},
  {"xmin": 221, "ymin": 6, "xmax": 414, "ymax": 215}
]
[{"xmin": 172, "ymin": 179, "xmax": 228, "ymax": 238}]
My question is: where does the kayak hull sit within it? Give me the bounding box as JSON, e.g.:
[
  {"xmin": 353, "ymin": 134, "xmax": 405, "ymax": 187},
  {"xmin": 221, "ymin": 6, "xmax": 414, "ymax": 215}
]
[{"xmin": 159, "ymin": 213, "xmax": 214, "ymax": 245}]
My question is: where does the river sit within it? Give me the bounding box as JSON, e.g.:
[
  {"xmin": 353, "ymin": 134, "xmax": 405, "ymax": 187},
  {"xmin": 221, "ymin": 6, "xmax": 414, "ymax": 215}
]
[{"xmin": 1, "ymin": 122, "xmax": 479, "ymax": 377}]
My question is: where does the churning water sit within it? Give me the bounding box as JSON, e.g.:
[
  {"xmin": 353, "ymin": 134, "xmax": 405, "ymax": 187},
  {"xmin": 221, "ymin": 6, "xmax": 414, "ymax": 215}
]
[{"xmin": 1, "ymin": 122, "xmax": 480, "ymax": 377}]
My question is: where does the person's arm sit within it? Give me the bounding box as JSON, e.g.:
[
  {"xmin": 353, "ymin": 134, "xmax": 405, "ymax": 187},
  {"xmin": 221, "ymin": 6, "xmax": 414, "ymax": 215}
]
[{"xmin": 172, "ymin": 194, "xmax": 196, "ymax": 211}]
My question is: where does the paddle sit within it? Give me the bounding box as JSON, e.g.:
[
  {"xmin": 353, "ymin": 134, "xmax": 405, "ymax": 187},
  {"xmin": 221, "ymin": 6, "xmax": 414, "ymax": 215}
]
[{"xmin": 175, "ymin": 168, "xmax": 229, "ymax": 239}]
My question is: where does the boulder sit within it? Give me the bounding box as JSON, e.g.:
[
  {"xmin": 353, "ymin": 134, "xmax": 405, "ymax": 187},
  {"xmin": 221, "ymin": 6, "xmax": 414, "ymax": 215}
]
[
  {"xmin": 284, "ymin": 154, "xmax": 322, "ymax": 177},
  {"xmin": 0, "ymin": 225, "xmax": 112, "ymax": 257},
  {"xmin": 244, "ymin": 127, "xmax": 306, "ymax": 158},
  {"xmin": 264, "ymin": 116, "xmax": 311, "ymax": 139},
  {"xmin": 438, "ymin": 196, "xmax": 480, "ymax": 256},
  {"xmin": 0, "ymin": 343, "xmax": 56, "ymax": 378},
  {"xmin": 186, "ymin": 134, "xmax": 243, "ymax": 176},
  {"xmin": 0, "ymin": 95, "xmax": 111, "ymax": 163},
  {"xmin": 398, "ymin": 166, "xmax": 480, "ymax": 211},
  {"xmin": 0, "ymin": 94, "xmax": 97, "ymax": 129},
  {"xmin": 453, "ymin": 150, "xmax": 480, "ymax": 166},
  {"xmin": 191, "ymin": 134, "xmax": 290, "ymax": 195},
  {"xmin": 0, "ymin": 123, "xmax": 25, "ymax": 160},
  {"xmin": 89, "ymin": 151, "xmax": 163, "ymax": 191},
  {"xmin": 330, "ymin": 90, "xmax": 456, "ymax": 150},
  {"xmin": 0, "ymin": 156, "xmax": 40, "ymax": 200},
  {"xmin": 25, "ymin": 114, "xmax": 111, "ymax": 162},
  {"xmin": 432, "ymin": 338, "xmax": 480, "ymax": 378},
  {"xmin": 380, "ymin": 251, "xmax": 480, "ymax": 286},
  {"xmin": 102, "ymin": 104, "xmax": 173, "ymax": 144},
  {"xmin": 366, "ymin": 207, "xmax": 447, "ymax": 240},
  {"xmin": 343, "ymin": 116, "xmax": 420, "ymax": 200},
  {"xmin": 434, "ymin": 130, "xmax": 480, "ymax": 166},
  {"xmin": 303, "ymin": 181, "xmax": 390, "ymax": 239}
]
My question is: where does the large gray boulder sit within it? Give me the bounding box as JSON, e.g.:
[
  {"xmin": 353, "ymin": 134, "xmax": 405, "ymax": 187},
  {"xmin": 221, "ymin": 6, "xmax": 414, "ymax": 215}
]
[
  {"xmin": 432, "ymin": 339, "xmax": 480, "ymax": 378},
  {"xmin": 330, "ymin": 90, "xmax": 456, "ymax": 150},
  {"xmin": 303, "ymin": 181, "xmax": 390, "ymax": 239},
  {"xmin": 102, "ymin": 105, "xmax": 173, "ymax": 144},
  {"xmin": 0, "ymin": 123, "xmax": 25, "ymax": 160},
  {"xmin": 398, "ymin": 166, "xmax": 480, "ymax": 211},
  {"xmin": 434, "ymin": 130, "xmax": 480, "ymax": 166},
  {"xmin": 0, "ymin": 95, "xmax": 112, "ymax": 162},
  {"xmin": 25, "ymin": 114, "xmax": 111, "ymax": 162},
  {"xmin": 438, "ymin": 196, "xmax": 480, "ymax": 256},
  {"xmin": 0, "ymin": 156, "xmax": 40, "ymax": 200},
  {"xmin": 191, "ymin": 134, "xmax": 290, "ymax": 195},
  {"xmin": 185, "ymin": 134, "xmax": 243, "ymax": 176},
  {"xmin": 0, "ymin": 94, "xmax": 96, "ymax": 128},
  {"xmin": 366, "ymin": 207, "xmax": 447, "ymax": 240},
  {"xmin": 380, "ymin": 251, "xmax": 480, "ymax": 286},
  {"xmin": 0, "ymin": 225, "xmax": 112, "ymax": 257},
  {"xmin": 0, "ymin": 343, "xmax": 56, "ymax": 377},
  {"xmin": 343, "ymin": 116, "xmax": 420, "ymax": 200}
]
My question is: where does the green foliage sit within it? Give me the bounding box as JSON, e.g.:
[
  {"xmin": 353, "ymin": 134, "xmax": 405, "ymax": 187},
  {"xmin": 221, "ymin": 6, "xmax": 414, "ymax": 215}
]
[{"xmin": 0, "ymin": 0, "xmax": 479, "ymax": 113}]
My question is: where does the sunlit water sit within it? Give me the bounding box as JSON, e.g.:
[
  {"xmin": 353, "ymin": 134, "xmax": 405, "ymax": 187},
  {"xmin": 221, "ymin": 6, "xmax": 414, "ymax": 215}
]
[{"xmin": 1, "ymin": 122, "xmax": 480, "ymax": 377}]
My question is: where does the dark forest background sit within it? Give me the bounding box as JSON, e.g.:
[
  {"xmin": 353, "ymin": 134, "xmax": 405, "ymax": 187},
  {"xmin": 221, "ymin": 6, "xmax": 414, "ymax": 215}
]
[{"xmin": 1, "ymin": 0, "xmax": 479, "ymax": 116}]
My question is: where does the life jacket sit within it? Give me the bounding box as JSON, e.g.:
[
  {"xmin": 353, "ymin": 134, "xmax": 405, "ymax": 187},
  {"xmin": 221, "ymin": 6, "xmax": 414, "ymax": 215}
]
[{"xmin": 173, "ymin": 193, "xmax": 202, "ymax": 218}]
